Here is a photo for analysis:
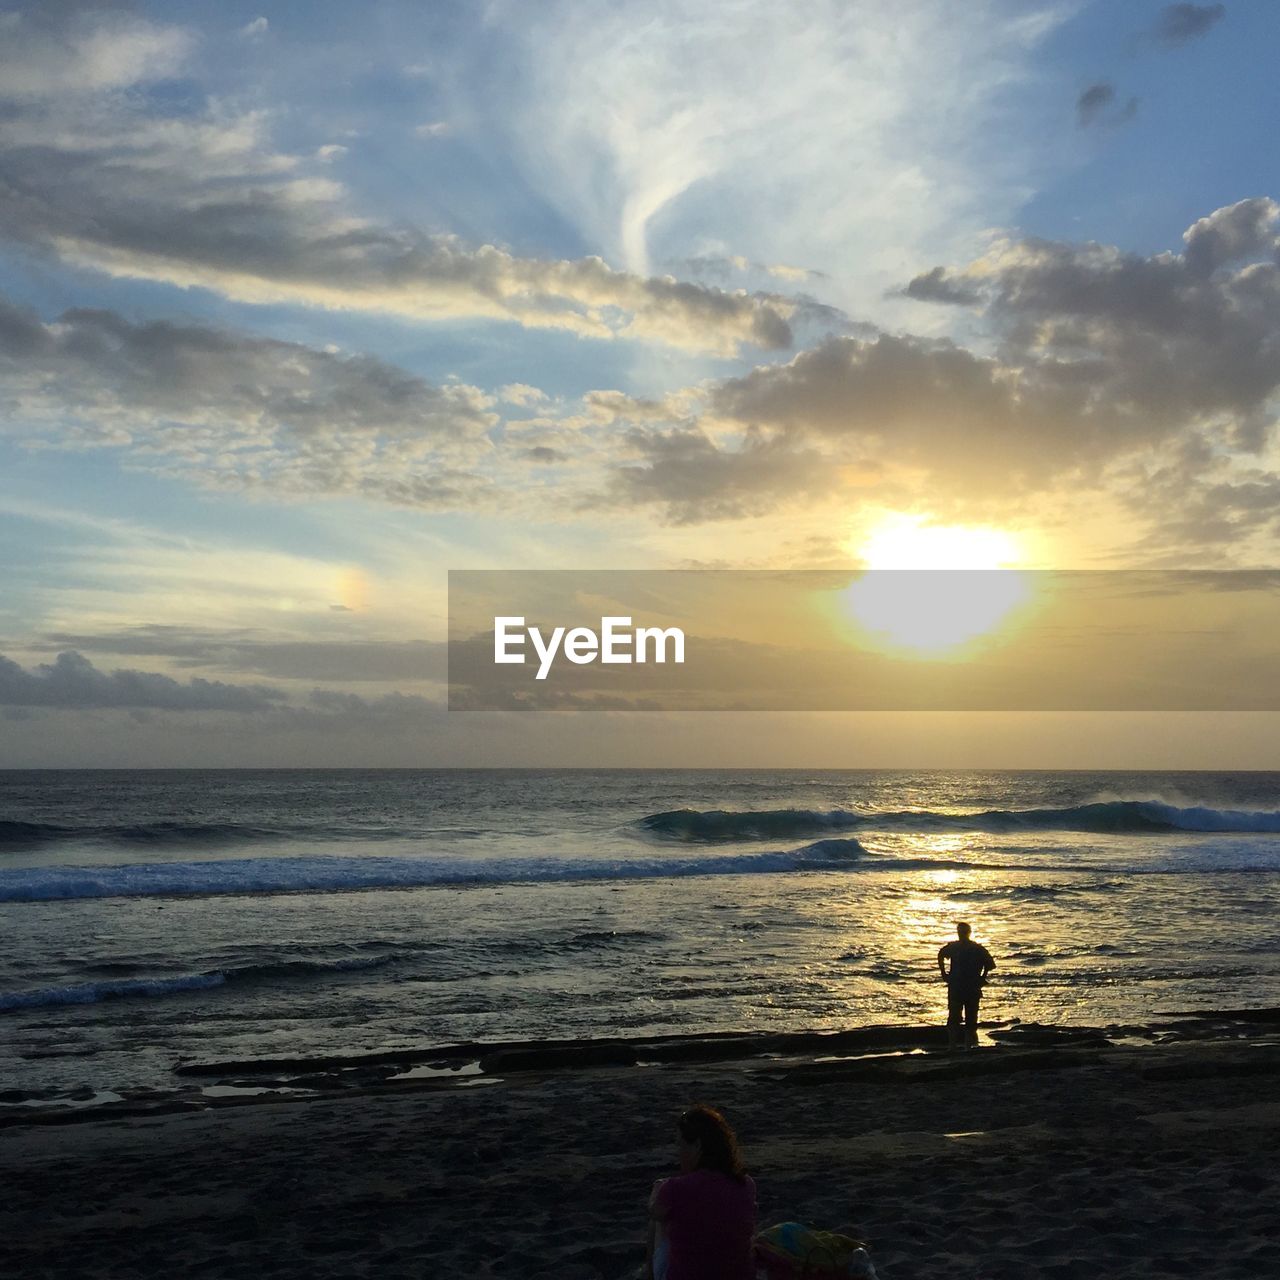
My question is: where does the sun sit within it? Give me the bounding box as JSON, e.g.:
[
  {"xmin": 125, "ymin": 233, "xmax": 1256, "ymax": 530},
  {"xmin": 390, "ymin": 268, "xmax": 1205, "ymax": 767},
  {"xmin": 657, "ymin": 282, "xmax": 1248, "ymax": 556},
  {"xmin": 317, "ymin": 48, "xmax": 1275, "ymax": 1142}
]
[
  {"xmin": 841, "ymin": 515, "xmax": 1037, "ymax": 659},
  {"xmin": 859, "ymin": 515, "xmax": 1024, "ymax": 572}
]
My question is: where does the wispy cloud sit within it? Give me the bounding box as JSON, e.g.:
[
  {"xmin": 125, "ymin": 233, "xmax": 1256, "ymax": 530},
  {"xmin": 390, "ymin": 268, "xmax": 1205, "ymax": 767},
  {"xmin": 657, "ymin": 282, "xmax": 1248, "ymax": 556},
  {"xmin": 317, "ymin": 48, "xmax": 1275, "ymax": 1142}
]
[
  {"xmin": 0, "ymin": 6, "xmax": 795, "ymax": 356},
  {"xmin": 478, "ymin": 0, "xmax": 1069, "ymax": 321},
  {"xmin": 0, "ymin": 5, "xmax": 190, "ymax": 97}
]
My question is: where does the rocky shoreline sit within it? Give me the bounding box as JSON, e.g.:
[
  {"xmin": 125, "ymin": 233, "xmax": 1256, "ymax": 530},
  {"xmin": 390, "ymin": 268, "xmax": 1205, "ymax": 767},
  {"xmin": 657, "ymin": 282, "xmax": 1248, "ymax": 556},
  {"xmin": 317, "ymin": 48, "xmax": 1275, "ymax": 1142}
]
[{"xmin": 2, "ymin": 1010, "xmax": 1277, "ymax": 1278}]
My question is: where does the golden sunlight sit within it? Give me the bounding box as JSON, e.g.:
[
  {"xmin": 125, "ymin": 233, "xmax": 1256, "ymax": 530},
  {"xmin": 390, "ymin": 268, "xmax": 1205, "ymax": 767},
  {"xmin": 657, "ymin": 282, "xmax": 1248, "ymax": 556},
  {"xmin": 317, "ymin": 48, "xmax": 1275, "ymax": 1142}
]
[
  {"xmin": 859, "ymin": 514, "xmax": 1024, "ymax": 571},
  {"xmin": 843, "ymin": 515, "xmax": 1035, "ymax": 659}
]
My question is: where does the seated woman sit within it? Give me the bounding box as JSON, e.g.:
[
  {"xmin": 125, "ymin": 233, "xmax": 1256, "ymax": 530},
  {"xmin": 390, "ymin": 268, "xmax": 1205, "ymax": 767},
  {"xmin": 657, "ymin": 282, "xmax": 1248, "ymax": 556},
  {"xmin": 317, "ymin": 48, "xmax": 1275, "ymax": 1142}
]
[{"xmin": 647, "ymin": 1105, "xmax": 756, "ymax": 1280}]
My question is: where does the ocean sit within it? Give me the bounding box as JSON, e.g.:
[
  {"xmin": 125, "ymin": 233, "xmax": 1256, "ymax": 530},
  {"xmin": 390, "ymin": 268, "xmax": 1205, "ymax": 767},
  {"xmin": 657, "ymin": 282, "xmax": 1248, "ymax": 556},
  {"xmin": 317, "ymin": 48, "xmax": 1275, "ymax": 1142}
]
[{"xmin": 2, "ymin": 769, "xmax": 1279, "ymax": 1102}]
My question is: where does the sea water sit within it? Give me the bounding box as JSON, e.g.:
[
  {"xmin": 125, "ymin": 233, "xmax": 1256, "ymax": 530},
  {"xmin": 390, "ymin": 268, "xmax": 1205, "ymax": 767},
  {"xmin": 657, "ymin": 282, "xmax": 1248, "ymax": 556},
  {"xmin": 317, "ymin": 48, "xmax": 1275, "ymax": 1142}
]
[{"xmin": 1, "ymin": 769, "xmax": 1278, "ymax": 1096}]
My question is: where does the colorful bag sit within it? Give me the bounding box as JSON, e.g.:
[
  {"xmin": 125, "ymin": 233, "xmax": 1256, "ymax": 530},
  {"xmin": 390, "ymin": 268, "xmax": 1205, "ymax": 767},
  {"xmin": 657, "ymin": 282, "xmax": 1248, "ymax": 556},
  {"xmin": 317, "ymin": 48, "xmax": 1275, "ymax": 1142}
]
[{"xmin": 754, "ymin": 1222, "xmax": 878, "ymax": 1280}]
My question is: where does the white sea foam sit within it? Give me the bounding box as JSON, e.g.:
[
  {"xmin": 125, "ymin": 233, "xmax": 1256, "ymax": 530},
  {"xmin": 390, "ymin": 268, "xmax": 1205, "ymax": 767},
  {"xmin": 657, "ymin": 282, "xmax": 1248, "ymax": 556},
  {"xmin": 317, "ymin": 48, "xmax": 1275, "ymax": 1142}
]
[{"xmin": 2, "ymin": 832, "xmax": 1276, "ymax": 906}]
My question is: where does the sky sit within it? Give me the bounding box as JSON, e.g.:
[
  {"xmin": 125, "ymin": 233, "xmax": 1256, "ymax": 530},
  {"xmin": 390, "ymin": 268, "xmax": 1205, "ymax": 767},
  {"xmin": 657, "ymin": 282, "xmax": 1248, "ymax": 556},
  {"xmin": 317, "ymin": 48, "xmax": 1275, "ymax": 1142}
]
[{"xmin": 2, "ymin": 0, "xmax": 1280, "ymax": 767}]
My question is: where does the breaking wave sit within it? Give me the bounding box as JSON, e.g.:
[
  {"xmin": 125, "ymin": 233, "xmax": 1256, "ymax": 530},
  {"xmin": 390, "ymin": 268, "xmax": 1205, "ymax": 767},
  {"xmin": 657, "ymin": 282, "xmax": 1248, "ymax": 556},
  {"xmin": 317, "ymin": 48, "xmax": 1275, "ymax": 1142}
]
[{"xmin": 639, "ymin": 800, "xmax": 1280, "ymax": 841}]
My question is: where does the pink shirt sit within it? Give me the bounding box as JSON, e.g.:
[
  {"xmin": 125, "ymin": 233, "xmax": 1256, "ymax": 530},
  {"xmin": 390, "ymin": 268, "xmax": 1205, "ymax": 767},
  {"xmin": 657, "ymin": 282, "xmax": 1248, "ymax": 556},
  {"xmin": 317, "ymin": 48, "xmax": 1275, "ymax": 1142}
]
[{"xmin": 655, "ymin": 1169, "xmax": 757, "ymax": 1280}]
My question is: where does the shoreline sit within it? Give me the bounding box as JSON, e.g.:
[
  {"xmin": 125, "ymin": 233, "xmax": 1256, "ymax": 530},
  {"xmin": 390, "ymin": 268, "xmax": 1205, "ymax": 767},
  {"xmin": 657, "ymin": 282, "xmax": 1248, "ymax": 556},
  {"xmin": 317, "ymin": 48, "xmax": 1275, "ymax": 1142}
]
[
  {"xmin": 2, "ymin": 1011, "xmax": 1277, "ymax": 1278},
  {"xmin": 3, "ymin": 1008, "xmax": 1277, "ymax": 1129}
]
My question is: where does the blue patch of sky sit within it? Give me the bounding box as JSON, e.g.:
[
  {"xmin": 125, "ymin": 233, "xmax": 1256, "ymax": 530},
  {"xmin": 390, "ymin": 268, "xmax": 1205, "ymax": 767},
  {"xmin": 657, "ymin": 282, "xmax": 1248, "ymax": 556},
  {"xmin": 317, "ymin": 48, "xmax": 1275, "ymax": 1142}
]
[
  {"xmin": 142, "ymin": 1, "xmax": 591, "ymax": 259},
  {"xmin": 0, "ymin": 435, "xmax": 625, "ymax": 610},
  {"xmin": 0, "ymin": 505, "xmax": 98, "ymax": 642},
  {"xmin": 0, "ymin": 439, "xmax": 383, "ymax": 571},
  {"xmin": 0, "ymin": 252, "xmax": 229, "ymax": 330},
  {"xmin": 1017, "ymin": 1, "xmax": 1276, "ymax": 255}
]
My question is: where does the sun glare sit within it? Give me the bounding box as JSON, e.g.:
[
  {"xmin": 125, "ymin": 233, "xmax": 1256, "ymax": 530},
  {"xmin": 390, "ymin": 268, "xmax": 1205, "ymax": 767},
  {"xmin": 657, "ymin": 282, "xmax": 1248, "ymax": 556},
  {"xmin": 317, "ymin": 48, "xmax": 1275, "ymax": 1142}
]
[
  {"xmin": 843, "ymin": 515, "xmax": 1036, "ymax": 659},
  {"xmin": 859, "ymin": 515, "xmax": 1024, "ymax": 571}
]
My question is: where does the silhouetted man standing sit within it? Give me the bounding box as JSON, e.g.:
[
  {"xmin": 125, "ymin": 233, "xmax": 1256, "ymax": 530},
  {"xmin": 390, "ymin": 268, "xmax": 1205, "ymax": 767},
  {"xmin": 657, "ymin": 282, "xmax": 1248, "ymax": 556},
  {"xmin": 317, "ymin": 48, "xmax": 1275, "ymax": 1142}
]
[{"xmin": 938, "ymin": 921, "xmax": 995, "ymax": 1049}]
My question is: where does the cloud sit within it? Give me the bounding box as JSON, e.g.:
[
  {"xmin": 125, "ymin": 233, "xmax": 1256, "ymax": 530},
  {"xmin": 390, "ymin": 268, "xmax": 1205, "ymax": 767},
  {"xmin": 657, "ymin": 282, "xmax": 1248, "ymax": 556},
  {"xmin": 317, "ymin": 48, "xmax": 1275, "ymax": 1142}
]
[
  {"xmin": 300, "ymin": 688, "xmax": 440, "ymax": 723},
  {"xmin": 0, "ymin": 8, "xmax": 795, "ymax": 357},
  {"xmin": 0, "ymin": 293, "xmax": 500, "ymax": 507},
  {"xmin": 0, "ymin": 297, "xmax": 495, "ymax": 441},
  {"xmin": 413, "ymin": 121, "xmax": 451, "ymax": 139},
  {"xmin": 36, "ymin": 627, "xmax": 447, "ymax": 684},
  {"xmin": 1076, "ymin": 82, "xmax": 1137, "ymax": 128},
  {"xmin": 1183, "ymin": 197, "xmax": 1279, "ymax": 274},
  {"xmin": 766, "ymin": 264, "xmax": 823, "ymax": 283},
  {"xmin": 520, "ymin": 445, "xmax": 565, "ymax": 463},
  {"xmin": 757, "ymin": 197, "xmax": 1280, "ymax": 468},
  {"xmin": 0, "ymin": 648, "xmax": 454, "ymax": 742},
  {"xmin": 0, "ymin": 651, "xmax": 285, "ymax": 711},
  {"xmin": 608, "ymin": 426, "xmax": 833, "ymax": 524},
  {"xmin": 17, "ymin": 197, "xmax": 1272, "ymax": 535},
  {"xmin": 708, "ymin": 332, "xmax": 1074, "ymax": 486},
  {"xmin": 598, "ymin": 199, "xmax": 1280, "ymax": 524},
  {"xmin": 1150, "ymin": 4, "xmax": 1225, "ymax": 49},
  {"xmin": 476, "ymin": 0, "xmax": 1070, "ymax": 328},
  {"xmin": 676, "ymin": 255, "xmax": 824, "ymax": 285},
  {"xmin": 239, "ymin": 17, "xmax": 269, "ymax": 39},
  {"xmin": 900, "ymin": 265, "xmax": 982, "ymax": 305},
  {"xmin": 3, "ymin": 292, "xmax": 812, "ymax": 519},
  {"xmin": 0, "ymin": 6, "xmax": 190, "ymax": 98},
  {"xmin": 1133, "ymin": 470, "xmax": 1280, "ymax": 560},
  {"xmin": 1098, "ymin": 428, "xmax": 1280, "ymax": 564},
  {"xmin": 958, "ymin": 206, "xmax": 1280, "ymax": 445},
  {"xmin": 499, "ymin": 383, "xmax": 548, "ymax": 406}
]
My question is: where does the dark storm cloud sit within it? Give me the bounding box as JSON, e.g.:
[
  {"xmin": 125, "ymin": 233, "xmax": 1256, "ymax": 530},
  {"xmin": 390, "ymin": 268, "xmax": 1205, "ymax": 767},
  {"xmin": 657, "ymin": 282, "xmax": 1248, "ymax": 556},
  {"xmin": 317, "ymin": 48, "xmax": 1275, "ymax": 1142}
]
[{"xmin": 0, "ymin": 651, "xmax": 286, "ymax": 711}]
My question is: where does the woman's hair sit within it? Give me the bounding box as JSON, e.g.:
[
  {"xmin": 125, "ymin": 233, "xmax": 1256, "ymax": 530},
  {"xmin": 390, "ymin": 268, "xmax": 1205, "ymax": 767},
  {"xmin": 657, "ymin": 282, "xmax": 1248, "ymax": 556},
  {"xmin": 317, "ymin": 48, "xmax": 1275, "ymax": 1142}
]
[{"xmin": 678, "ymin": 1105, "xmax": 746, "ymax": 1181}]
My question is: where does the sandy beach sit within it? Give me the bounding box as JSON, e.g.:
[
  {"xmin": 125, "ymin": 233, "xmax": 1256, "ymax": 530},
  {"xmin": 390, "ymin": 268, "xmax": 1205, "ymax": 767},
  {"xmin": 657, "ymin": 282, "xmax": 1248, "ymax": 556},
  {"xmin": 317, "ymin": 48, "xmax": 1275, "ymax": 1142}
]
[{"xmin": 2, "ymin": 1012, "xmax": 1277, "ymax": 1279}]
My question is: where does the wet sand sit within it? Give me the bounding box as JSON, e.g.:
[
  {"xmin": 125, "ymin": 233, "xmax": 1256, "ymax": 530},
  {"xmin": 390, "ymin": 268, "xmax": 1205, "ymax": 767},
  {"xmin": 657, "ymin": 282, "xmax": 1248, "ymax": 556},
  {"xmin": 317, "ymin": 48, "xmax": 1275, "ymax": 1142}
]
[{"xmin": 1, "ymin": 1013, "xmax": 1277, "ymax": 1279}]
